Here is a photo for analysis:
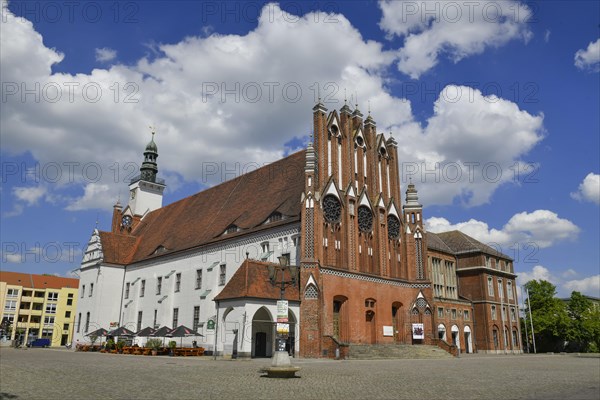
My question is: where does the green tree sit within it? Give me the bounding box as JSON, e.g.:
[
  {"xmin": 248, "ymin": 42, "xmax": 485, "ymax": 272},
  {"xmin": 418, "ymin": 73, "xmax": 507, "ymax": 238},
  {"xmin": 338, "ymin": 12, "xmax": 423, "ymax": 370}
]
[
  {"xmin": 566, "ymin": 291, "xmax": 600, "ymax": 352},
  {"xmin": 523, "ymin": 280, "xmax": 569, "ymax": 352}
]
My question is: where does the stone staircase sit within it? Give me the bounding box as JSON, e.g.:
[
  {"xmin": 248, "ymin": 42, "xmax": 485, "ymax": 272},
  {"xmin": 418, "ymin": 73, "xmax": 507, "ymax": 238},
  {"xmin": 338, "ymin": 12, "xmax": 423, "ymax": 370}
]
[{"xmin": 348, "ymin": 343, "xmax": 454, "ymax": 360}]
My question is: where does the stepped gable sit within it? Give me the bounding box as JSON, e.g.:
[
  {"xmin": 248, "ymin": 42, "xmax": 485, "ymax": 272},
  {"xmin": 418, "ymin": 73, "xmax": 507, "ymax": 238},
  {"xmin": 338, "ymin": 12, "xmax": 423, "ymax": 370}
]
[
  {"xmin": 426, "ymin": 232, "xmax": 454, "ymax": 254},
  {"xmin": 104, "ymin": 150, "xmax": 305, "ymax": 264},
  {"xmin": 214, "ymin": 259, "xmax": 300, "ymax": 302},
  {"xmin": 434, "ymin": 230, "xmax": 512, "ymax": 259}
]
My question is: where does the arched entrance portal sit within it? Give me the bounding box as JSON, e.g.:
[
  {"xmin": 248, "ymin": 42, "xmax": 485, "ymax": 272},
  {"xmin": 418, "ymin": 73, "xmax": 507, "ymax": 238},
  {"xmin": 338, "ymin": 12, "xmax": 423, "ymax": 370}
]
[
  {"xmin": 252, "ymin": 307, "xmax": 273, "ymax": 358},
  {"xmin": 333, "ymin": 296, "xmax": 348, "ymax": 342},
  {"xmin": 437, "ymin": 323, "xmax": 447, "ymax": 341},
  {"xmin": 392, "ymin": 302, "xmax": 404, "ymax": 343},
  {"xmin": 451, "ymin": 325, "xmax": 460, "ymax": 350},
  {"xmin": 463, "ymin": 325, "xmax": 473, "ymax": 353}
]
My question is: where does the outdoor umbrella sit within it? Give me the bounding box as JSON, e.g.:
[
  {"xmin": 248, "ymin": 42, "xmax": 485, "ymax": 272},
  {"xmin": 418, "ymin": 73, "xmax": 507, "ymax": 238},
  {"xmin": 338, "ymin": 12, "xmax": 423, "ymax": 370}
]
[
  {"xmin": 167, "ymin": 325, "xmax": 204, "ymax": 347},
  {"xmin": 150, "ymin": 326, "xmax": 172, "ymax": 345},
  {"xmin": 85, "ymin": 328, "xmax": 108, "ymax": 346},
  {"xmin": 108, "ymin": 326, "xmax": 135, "ymax": 338},
  {"xmin": 135, "ymin": 326, "xmax": 156, "ymax": 346}
]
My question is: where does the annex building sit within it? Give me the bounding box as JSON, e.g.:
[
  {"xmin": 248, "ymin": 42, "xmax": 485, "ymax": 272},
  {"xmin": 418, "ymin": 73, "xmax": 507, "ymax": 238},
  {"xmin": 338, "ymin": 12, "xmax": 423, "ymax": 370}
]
[
  {"xmin": 0, "ymin": 271, "xmax": 79, "ymax": 347},
  {"xmin": 73, "ymin": 102, "xmax": 522, "ymax": 357}
]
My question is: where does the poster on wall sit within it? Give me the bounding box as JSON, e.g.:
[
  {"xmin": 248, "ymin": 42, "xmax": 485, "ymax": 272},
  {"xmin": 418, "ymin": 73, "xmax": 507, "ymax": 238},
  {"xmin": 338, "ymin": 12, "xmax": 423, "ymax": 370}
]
[
  {"xmin": 277, "ymin": 300, "xmax": 288, "ymax": 323},
  {"xmin": 412, "ymin": 323, "xmax": 424, "ymax": 339},
  {"xmin": 277, "ymin": 323, "xmax": 289, "ymax": 334},
  {"xmin": 383, "ymin": 326, "xmax": 394, "ymax": 337}
]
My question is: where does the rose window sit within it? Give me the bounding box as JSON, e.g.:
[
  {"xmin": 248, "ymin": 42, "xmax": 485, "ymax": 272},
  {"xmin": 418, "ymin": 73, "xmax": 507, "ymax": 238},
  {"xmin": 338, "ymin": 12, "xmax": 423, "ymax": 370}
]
[{"xmin": 323, "ymin": 195, "xmax": 341, "ymax": 223}]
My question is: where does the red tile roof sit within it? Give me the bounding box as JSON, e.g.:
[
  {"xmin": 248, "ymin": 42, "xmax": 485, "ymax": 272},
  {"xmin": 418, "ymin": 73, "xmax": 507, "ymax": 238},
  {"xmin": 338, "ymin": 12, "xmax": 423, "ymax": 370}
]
[
  {"xmin": 99, "ymin": 151, "xmax": 305, "ymax": 265},
  {"xmin": 214, "ymin": 259, "xmax": 300, "ymax": 302},
  {"xmin": 0, "ymin": 271, "xmax": 78, "ymax": 289}
]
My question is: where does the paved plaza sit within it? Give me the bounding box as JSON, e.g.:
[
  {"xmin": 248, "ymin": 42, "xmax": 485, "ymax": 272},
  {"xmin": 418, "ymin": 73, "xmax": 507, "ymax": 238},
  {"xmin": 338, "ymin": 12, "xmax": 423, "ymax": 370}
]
[{"xmin": 1, "ymin": 348, "xmax": 599, "ymax": 400}]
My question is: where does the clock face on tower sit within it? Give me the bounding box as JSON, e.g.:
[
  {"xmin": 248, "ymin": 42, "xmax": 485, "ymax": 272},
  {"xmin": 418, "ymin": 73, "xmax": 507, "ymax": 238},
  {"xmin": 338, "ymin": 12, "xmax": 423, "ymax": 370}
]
[{"xmin": 122, "ymin": 215, "xmax": 132, "ymax": 228}]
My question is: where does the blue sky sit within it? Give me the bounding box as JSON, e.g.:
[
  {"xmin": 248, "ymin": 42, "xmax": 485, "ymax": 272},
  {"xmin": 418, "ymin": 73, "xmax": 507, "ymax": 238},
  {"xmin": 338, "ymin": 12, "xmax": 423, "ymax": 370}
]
[{"xmin": 1, "ymin": 0, "xmax": 599, "ymax": 298}]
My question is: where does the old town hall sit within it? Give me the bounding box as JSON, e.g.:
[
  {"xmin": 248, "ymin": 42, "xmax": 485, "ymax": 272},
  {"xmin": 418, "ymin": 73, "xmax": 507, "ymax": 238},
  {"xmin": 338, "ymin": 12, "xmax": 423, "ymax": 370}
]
[{"xmin": 74, "ymin": 101, "xmax": 522, "ymax": 357}]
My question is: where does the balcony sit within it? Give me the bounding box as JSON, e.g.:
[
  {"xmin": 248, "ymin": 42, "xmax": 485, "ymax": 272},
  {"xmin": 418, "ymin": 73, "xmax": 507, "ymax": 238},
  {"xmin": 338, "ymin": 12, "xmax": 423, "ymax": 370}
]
[{"xmin": 20, "ymin": 296, "xmax": 33, "ymax": 303}]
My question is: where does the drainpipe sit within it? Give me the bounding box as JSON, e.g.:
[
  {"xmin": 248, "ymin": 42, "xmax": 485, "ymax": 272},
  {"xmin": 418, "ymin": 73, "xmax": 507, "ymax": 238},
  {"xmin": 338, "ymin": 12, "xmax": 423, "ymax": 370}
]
[{"xmin": 213, "ymin": 300, "xmax": 219, "ymax": 360}]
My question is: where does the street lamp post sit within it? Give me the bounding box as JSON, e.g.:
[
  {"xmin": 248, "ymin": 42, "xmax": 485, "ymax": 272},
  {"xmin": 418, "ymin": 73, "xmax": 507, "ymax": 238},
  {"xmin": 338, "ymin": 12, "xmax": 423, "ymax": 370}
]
[{"xmin": 262, "ymin": 256, "xmax": 301, "ymax": 377}]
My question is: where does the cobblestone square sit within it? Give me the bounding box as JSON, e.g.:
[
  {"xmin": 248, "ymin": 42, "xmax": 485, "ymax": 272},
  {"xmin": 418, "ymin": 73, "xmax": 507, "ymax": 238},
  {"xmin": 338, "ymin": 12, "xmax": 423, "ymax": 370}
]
[{"xmin": 1, "ymin": 348, "xmax": 599, "ymax": 400}]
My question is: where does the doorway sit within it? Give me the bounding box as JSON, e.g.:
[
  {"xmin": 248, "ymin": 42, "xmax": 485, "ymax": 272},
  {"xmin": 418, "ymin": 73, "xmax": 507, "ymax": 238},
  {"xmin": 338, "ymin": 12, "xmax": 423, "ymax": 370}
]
[{"xmin": 255, "ymin": 332, "xmax": 267, "ymax": 357}]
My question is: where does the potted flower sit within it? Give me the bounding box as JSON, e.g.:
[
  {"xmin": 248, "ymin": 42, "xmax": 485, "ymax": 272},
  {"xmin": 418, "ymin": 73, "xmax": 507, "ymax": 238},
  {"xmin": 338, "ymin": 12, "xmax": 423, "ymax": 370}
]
[
  {"xmin": 105, "ymin": 339, "xmax": 115, "ymax": 353},
  {"xmin": 168, "ymin": 340, "xmax": 177, "ymax": 356},
  {"xmin": 116, "ymin": 340, "xmax": 125, "ymax": 354},
  {"xmin": 146, "ymin": 338, "xmax": 162, "ymax": 356}
]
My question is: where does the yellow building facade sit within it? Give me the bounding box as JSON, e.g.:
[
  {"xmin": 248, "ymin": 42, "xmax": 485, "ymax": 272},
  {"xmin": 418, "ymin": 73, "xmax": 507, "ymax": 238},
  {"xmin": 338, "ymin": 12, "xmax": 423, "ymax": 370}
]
[{"xmin": 0, "ymin": 271, "xmax": 79, "ymax": 347}]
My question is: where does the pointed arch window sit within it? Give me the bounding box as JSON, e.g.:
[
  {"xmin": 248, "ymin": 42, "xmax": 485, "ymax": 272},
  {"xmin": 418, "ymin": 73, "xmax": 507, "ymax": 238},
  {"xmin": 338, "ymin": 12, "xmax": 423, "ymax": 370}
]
[
  {"xmin": 387, "ymin": 215, "xmax": 400, "ymax": 239},
  {"xmin": 304, "ymin": 284, "xmax": 318, "ymax": 300}
]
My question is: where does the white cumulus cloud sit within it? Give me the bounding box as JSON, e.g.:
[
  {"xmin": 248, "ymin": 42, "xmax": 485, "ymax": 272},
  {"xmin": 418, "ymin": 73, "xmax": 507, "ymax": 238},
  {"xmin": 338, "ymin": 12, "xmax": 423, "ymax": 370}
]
[
  {"xmin": 564, "ymin": 275, "xmax": 600, "ymax": 296},
  {"xmin": 574, "ymin": 38, "xmax": 600, "ymax": 72},
  {"xmin": 397, "ymin": 85, "xmax": 544, "ymax": 206},
  {"xmin": 571, "ymin": 173, "xmax": 600, "ymax": 205},
  {"xmin": 378, "ymin": 0, "xmax": 533, "ymax": 78},
  {"xmin": 0, "ymin": 2, "xmax": 545, "ymax": 211},
  {"xmin": 95, "ymin": 47, "xmax": 117, "ymax": 62},
  {"xmin": 426, "ymin": 209, "xmax": 580, "ymax": 250}
]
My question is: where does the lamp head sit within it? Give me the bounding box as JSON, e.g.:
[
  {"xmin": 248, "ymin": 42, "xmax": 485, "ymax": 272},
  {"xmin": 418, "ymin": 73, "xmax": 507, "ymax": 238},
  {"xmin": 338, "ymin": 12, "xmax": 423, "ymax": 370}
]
[{"xmin": 267, "ymin": 264, "xmax": 276, "ymax": 284}]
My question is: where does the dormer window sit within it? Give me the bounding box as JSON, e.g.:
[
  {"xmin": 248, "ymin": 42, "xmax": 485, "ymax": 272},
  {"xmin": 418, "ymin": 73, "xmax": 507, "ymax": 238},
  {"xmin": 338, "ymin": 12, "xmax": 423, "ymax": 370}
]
[
  {"xmin": 153, "ymin": 245, "xmax": 167, "ymax": 255},
  {"xmin": 379, "ymin": 146, "xmax": 387, "ymax": 157},
  {"xmin": 269, "ymin": 212, "xmax": 282, "ymax": 223},
  {"xmin": 330, "ymin": 124, "xmax": 339, "ymax": 136},
  {"xmin": 225, "ymin": 224, "xmax": 239, "ymax": 235}
]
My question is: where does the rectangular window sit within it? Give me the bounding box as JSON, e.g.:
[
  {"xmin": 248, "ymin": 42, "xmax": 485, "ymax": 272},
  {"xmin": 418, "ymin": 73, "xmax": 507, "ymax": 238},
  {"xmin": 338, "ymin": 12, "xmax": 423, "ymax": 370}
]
[
  {"xmin": 491, "ymin": 305, "xmax": 497, "ymax": 320},
  {"xmin": 157, "ymin": 277, "xmax": 162, "ymax": 295},
  {"xmin": 47, "ymin": 292, "xmax": 58, "ymax": 301},
  {"xmin": 195, "ymin": 269, "xmax": 202, "ymax": 290},
  {"xmin": 485, "ymin": 256, "xmax": 491, "ymax": 268},
  {"xmin": 125, "ymin": 282, "xmax": 130, "ymax": 299},
  {"xmin": 502, "ymin": 306, "xmax": 507, "ymax": 321},
  {"xmin": 68, "ymin": 293, "xmax": 73, "ymax": 298},
  {"xmin": 140, "ymin": 280, "xmax": 146, "ymax": 297},
  {"xmin": 175, "ymin": 273, "xmax": 181, "ymax": 292},
  {"xmin": 65, "ymin": 311, "xmax": 71, "ymax": 318},
  {"xmin": 44, "ymin": 316, "xmax": 55, "ymax": 325},
  {"xmin": 219, "ymin": 264, "xmax": 226, "ymax": 286},
  {"xmin": 81, "ymin": 285, "xmax": 85, "ymax": 298},
  {"xmin": 497, "ymin": 279, "xmax": 504, "ymax": 300},
  {"xmin": 89, "ymin": 283, "xmax": 94, "ymax": 297},
  {"xmin": 510, "ymin": 307, "xmax": 516, "ymax": 321},
  {"xmin": 63, "ymin": 323, "xmax": 69, "ymax": 331},
  {"xmin": 41, "ymin": 329, "xmax": 53, "ymax": 339},
  {"xmin": 7, "ymin": 288, "xmax": 19, "ymax": 297},
  {"xmin": 193, "ymin": 306, "xmax": 200, "ymax": 331},
  {"xmin": 437, "ymin": 307, "xmax": 444, "ymax": 318},
  {"xmin": 464, "ymin": 310, "xmax": 470, "ymax": 320},
  {"xmin": 137, "ymin": 311, "xmax": 143, "ymax": 332},
  {"xmin": 487, "ymin": 277, "xmax": 494, "ymax": 297},
  {"xmin": 507, "ymin": 281, "xmax": 514, "ymax": 301},
  {"xmin": 77, "ymin": 313, "xmax": 81, "ymax": 333},
  {"xmin": 172, "ymin": 308, "xmax": 179, "ymax": 328},
  {"xmin": 496, "ymin": 258, "xmax": 500, "ymax": 270},
  {"xmin": 85, "ymin": 312, "xmax": 90, "ymax": 333},
  {"xmin": 4, "ymin": 300, "xmax": 17, "ymax": 312},
  {"xmin": 67, "ymin": 299, "xmax": 73, "ymax": 306},
  {"xmin": 45, "ymin": 304, "xmax": 57, "ymax": 314},
  {"xmin": 153, "ymin": 310, "xmax": 158, "ymax": 329},
  {"xmin": 451, "ymin": 309, "xmax": 457, "ymax": 319}
]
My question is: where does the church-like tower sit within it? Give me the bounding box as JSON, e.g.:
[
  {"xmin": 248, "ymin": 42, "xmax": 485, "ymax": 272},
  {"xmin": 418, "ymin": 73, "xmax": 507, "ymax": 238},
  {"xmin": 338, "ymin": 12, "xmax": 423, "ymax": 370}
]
[{"xmin": 111, "ymin": 131, "xmax": 166, "ymax": 233}]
